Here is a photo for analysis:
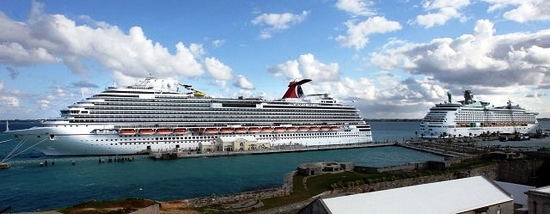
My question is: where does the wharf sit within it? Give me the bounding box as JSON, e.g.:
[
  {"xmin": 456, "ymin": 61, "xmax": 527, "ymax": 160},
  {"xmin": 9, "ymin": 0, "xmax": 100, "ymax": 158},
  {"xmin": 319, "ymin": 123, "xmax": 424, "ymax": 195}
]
[
  {"xmin": 149, "ymin": 142, "xmax": 395, "ymax": 160},
  {"xmin": 3, "ymin": 155, "xmax": 149, "ymax": 166},
  {"xmin": 396, "ymin": 142, "xmax": 466, "ymax": 158}
]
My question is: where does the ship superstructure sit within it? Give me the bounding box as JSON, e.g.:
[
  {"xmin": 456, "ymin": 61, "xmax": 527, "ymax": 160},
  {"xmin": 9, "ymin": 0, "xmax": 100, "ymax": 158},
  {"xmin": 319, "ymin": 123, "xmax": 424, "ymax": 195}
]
[
  {"xmin": 419, "ymin": 90, "xmax": 539, "ymax": 139},
  {"xmin": 5, "ymin": 77, "xmax": 372, "ymax": 156}
]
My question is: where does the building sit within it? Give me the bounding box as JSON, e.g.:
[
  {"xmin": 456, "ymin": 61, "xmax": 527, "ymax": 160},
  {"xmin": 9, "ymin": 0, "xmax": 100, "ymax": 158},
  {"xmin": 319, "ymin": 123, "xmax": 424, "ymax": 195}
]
[
  {"xmin": 298, "ymin": 176, "xmax": 514, "ymax": 214},
  {"xmin": 525, "ymin": 185, "xmax": 550, "ymax": 214},
  {"xmin": 494, "ymin": 181, "xmax": 534, "ymax": 213}
]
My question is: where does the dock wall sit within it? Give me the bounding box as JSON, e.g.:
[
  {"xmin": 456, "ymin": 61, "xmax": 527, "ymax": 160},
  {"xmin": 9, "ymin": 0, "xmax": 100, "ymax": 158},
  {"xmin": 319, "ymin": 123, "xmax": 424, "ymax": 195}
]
[{"xmin": 188, "ymin": 171, "xmax": 297, "ymax": 208}]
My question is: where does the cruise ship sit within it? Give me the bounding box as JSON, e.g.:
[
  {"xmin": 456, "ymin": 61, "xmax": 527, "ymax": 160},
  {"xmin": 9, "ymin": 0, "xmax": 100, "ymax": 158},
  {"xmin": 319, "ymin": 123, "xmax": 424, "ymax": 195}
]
[
  {"xmin": 4, "ymin": 77, "xmax": 372, "ymax": 156},
  {"xmin": 419, "ymin": 90, "xmax": 539, "ymax": 139}
]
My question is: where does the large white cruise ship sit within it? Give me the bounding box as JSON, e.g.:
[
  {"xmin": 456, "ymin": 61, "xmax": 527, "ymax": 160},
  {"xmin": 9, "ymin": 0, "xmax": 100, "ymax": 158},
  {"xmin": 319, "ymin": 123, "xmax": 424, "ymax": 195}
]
[
  {"xmin": 419, "ymin": 90, "xmax": 539, "ymax": 139},
  {"xmin": 5, "ymin": 77, "xmax": 372, "ymax": 156}
]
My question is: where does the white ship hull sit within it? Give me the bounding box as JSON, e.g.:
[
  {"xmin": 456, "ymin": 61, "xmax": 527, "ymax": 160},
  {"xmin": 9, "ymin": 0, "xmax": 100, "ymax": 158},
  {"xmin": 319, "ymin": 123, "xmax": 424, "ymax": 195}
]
[
  {"xmin": 9, "ymin": 125, "xmax": 372, "ymax": 156},
  {"xmin": 419, "ymin": 122, "xmax": 539, "ymax": 139}
]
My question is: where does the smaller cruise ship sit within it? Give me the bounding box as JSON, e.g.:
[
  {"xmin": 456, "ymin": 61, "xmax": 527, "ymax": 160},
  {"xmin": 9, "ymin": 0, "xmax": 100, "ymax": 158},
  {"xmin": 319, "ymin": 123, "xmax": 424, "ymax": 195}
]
[{"xmin": 419, "ymin": 90, "xmax": 539, "ymax": 139}]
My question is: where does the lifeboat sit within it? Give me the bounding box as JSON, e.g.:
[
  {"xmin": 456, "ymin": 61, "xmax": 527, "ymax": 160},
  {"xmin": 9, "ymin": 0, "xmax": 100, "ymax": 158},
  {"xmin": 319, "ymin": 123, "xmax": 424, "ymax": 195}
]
[
  {"xmin": 261, "ymin": 127, "xmax": 274, "ymax": 133},
  {"xmin": 139, "ymin": 129, "xmax": 154, "ymax": 135},
  {"xmin": 235, "ymin": 127, "xmax": 248, "ymax": 133},
  {"xmin": 120, "ymin": 129, "xmax": 136, "ymax": 135},
  {"xmin": 205, "ymin": 128, "xmax": 219, "ymax": 134},
  {"xmin": 173, "ymin": 128, "xmax": 187, "ymax": 134},
  {"xmin": 220, "ymin": 128, "xmax": 234, "ymax": 133},
  {"xmin": 248, "ymin": 127, "xmax": 261, "ymax": 133},
  {"xmin": 157, "ymin": 128, "xmax": 172, "ymax": 135},
  {"xmin": 309, "ymin": 126, "xmax": 320, "ymax": 131},
  {"xmin": 274, "ymin": 127, "xmax": 287, "ymax": 132},
  {"xmin": 330, "ymin": 126, "xmax": 340, "ymax": 131},
  {"xmin": 320, "ymin": 126, "xmax": 330, "ymax": 131},
  {"xmin": 286, "ymin": 127, "xmax": 298, "ymax": 132},
  {"xmin": 298, "ymin": 126, "xmax": 309, "ymax": 132}
]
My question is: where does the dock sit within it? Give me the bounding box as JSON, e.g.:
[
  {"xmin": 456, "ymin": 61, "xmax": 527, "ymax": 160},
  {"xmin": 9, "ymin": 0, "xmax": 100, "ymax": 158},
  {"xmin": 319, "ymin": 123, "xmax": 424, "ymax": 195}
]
[{"xmin": 149, "ymin": 142, "xmax": 395, "ymax": 160}]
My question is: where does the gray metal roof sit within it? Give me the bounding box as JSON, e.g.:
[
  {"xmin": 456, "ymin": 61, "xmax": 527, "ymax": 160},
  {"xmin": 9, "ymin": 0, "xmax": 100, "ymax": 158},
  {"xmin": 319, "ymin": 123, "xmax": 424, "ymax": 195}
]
[{"xmin": 321, "ymin": 176, "xmax": 513, "ymax": 214}]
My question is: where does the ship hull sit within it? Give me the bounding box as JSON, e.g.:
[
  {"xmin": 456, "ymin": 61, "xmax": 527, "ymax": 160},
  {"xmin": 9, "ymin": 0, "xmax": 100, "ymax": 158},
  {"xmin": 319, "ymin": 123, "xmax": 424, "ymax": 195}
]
[
  {"xmin": 6, "ymin": 125, "xmax": 372, "ymax": 156},
  {"xmin": 419, "ymin": 122, "xmax": 539, "ymax": 139}
]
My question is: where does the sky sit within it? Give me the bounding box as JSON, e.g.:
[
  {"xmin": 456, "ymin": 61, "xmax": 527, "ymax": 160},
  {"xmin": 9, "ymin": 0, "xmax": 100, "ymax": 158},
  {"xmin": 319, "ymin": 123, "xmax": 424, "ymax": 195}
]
[{"xmin": 0, "ymin": 0, "xmax": 549, "ymax": 120}]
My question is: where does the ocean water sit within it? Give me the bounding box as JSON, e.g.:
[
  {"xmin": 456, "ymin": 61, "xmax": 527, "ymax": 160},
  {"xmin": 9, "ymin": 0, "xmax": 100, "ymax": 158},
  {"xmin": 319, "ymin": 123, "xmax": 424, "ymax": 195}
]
[{"xmin": 0, "ymin": 120, "xmax": 547, "ymax": 212}]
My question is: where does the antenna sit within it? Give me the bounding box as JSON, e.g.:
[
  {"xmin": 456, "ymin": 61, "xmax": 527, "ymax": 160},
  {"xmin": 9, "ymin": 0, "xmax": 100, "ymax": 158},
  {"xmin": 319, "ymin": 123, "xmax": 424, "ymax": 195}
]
[{"xmin": 5, "ymin": 120, "xmax": 9, "ymax": 132}]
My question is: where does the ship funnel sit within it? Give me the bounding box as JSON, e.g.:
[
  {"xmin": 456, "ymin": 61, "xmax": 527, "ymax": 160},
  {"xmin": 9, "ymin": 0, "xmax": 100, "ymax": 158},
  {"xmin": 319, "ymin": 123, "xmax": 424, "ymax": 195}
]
[
  {"xmin": 464, "ymin": 90, "xmax": 474, "ymax": 104},
  {"xmin": 282, "ymin": 79, "xmax": 312, "ymax": 99}
]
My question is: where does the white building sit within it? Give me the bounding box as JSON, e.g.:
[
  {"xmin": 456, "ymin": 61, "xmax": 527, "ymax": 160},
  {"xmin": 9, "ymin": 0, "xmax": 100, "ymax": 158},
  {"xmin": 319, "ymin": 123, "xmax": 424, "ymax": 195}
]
[{"xmin": 298, "ymin": 176, "xmax": 514, "ymax": 214}]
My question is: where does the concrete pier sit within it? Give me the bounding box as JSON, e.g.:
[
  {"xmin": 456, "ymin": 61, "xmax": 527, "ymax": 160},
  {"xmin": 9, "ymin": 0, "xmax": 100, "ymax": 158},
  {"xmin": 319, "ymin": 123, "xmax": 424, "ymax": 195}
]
[{"xmin": 149, "ymin": 142, "xmax": 395, "ymax": 160}]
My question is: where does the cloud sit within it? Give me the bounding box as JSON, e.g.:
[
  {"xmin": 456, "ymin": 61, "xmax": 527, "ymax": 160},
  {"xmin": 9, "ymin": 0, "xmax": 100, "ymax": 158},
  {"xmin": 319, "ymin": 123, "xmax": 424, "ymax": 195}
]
[
  {"xmin": 370, "ymin": 19, "xmax": 550, "ymax": 89},
  {"xmin": 205, "ymin": 57, "xmax": 233, "ymax": 80},
  {"xmin": 71, "ymin": 80, "xmax": 99, "ymax": 88},
  {"xmin": 336, "ymin": 16, "xmax": 402, "ymax": 50},
  {"xmin": 412, "ymin": 0, "xmax": 470, "ymax": 28},
  {"xmin": 212, "ymin": 39, "xmax": 225, "ymax": 48},
  {"xmin": 0, "ymin": 80, "xmax": 21, "ymax": 110},
  {"xmin": 268, "ymin": 53, "xmax": 340, "ymax": 82},
  {"xmin": 0, "ymin": 2, "xmax": 206, "ymax": 82},
  {"xmin": 252, "ymin": 10, "xmax": 310, "ymax": 39},
  {"xmin": 233, "ymin": 75, "xmax": 254, "ymax": 90},
  {"xmin": 483, "ymin": 0, "xmax": 550, "ymax": 23},
  {"xmin": 5, "ymin": 66, "xmax": 20, "ymax": 79},
  {"xmin": 336, "ymin": 0, "xmax": 376, "ymax": 17}
]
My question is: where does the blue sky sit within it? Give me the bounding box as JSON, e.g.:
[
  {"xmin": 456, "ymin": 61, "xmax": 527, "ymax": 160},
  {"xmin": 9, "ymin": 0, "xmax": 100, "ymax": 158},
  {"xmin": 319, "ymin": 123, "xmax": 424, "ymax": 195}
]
[{"xmin": 0, "ymin": 0, "xmax": 549, "ymax": 119}]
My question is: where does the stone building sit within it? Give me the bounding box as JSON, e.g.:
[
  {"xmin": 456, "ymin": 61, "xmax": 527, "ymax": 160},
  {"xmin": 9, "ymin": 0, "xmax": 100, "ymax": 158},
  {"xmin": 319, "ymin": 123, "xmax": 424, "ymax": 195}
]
[{"xmin": 525, "ymin": 185, "xmax": 550, "ymax": 214}]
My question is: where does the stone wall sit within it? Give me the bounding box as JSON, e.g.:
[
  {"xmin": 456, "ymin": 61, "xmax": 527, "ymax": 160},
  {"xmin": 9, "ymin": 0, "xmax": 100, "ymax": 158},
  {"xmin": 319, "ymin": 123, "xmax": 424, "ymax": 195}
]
[
  {"xmin": 329, "ymin": 160, "xmax": 546, "ymax": 196},
  {"xmin": 497, "ymin": 160, "xmax": 545, "ymax": 186},
  {"xmin": 188, "ymin": 170, "xmax": 296, "ymax": 208}
]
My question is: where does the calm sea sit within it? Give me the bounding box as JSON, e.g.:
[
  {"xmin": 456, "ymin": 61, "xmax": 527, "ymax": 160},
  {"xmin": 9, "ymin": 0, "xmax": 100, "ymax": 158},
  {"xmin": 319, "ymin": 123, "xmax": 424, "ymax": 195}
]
[{"xmin": 0, "ymin": 120, "xmax": 548, "ymax": 212}]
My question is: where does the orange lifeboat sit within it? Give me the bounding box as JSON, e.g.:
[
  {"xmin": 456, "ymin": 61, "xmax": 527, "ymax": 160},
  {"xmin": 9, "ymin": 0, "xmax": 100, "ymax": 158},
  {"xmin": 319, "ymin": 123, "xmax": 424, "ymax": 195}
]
[
  {"xmin": 157, "ymin": 128, "xmax": 172, "ymax": 135},
  {"xmin": 248, "ymin": 127, "xmax": 261, "ymax": 133},
  {"xmin": 261, "ymin": 127, "xmax": 274, "ymax": 133},
  {"xmin": 205, "ymin": 128, "xmax": 219, "ymax": 134},
  {"xmin": 309, "ymin": 126, "xmax": 320, "ymax": 131},
  {"xmin": 298, "ymin": 126, "xmax": 309, "ymax": 132},
  {"xmin": 220, "ymin": 128, "xmax": 234, "ymax": 133},
  {"xmin": 330, "ymin": 126, "xmax": 340, "ymax": 131},
  {"xmin": 286, "ymin": 127, "xmax": 298, "ymax": 132},
  {"xmin": 235, "ymin": 127, "xmax": 248, "ymax": 133},
  {"xmin": 173, "ymin": 128, "xmax": 187, "ymax": 134},
  {"xmin": 274, "ymin": 127, "xmax": 287, "ymax": 132},
  {"xmin": 120, "ymin": 129, "xmax": 136, "ymax": 135},
  {"xmin": 320, "ymin": 126, "xmax": 330, "ymax": 131},
  {"xmin": 139, "ymin": 129, "xmax": 154, "ymax": 135}
]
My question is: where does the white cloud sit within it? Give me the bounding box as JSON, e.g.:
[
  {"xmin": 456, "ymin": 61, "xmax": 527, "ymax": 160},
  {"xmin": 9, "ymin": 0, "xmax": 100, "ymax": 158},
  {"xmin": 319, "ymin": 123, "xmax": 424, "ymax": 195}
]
[
  {"xmin": 483, "ymin": 0, "xmax": 550, "ymax": 23},
  {"xmin": 414, "ymin": 7, "xmax": 461, "ymax": 28},
  {"xmin": 212, "ymin": 39, "xmax": 225, "ymax": 48},
  {"xmin": 412, "ymin": 0, "xmax": 470, "ymax": 28},
  {"xmin": 233, "ymin": 75, "xmax": 255, "ymax": 90},
  {"xmin": 268, "ymin": 53, "xmax": 340, "ymax": 82},
  {"xmin": 336, "ymin": 16, "xmax": 402, "ymax": 50},
  {"xmin": 336, "ymin": 0, "xmax": 376, "ymax": 17},
  {"xmin": 370, "ymin": 19, "xmax": 550, "ymax": 88},
  {"xmin": 0, "ymin": 2, "xmax": 207, "ymax": 83},
  {"xmin": 205, "ymin": 57, "xmax": 233, "ymax": 80},
  {"xmin": 252, "ymin": 10, "xmax": 310, "ymax": 39}
]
